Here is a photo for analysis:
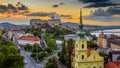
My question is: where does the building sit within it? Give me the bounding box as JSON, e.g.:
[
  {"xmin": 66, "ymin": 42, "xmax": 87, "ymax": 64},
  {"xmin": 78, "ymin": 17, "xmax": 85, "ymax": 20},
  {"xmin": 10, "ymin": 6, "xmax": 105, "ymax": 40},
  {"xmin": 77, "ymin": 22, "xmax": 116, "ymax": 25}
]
[
  {"xmin": 98, "ymin": 31, "xmax": 108, "ymax": 48},
  {"xmin": 18, "ymin": 33, "xmax": 40, "ymax": 46},
  {"xmin": 71, "ymin": 10, "xmax": 104, "ymax": 68},
  {"xmin": 111, "ymin": 51, "xmax": 120, "ymax": 62},
  {"xmin": 108, "ymin": 35, "xmax": 120, "ymax": 49},
  {"xmin": 6, "ymin": 28, "xmax": 25, "ymax": 40},
  {"xmin": 30, "ymin": 18, "xmax": 61, "ymax": 28},
  {"xmin": 105, "ymin": 62, "xmax": 120, "ymax": 68},
  {"xmin": 0, "ymin": 29, "xmax": 2, "ymax": 36},
  {"xmin": 64, "ymin": 34, "xmax": 77, "ymax": 41}
]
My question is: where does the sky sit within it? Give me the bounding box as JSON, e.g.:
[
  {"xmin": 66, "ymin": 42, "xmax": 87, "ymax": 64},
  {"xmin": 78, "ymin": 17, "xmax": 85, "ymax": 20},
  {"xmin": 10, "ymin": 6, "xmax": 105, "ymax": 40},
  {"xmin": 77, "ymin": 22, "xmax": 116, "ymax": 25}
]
[{"xmin": 0, "ymin": 0, "xmax": 120, "ymax": 25}]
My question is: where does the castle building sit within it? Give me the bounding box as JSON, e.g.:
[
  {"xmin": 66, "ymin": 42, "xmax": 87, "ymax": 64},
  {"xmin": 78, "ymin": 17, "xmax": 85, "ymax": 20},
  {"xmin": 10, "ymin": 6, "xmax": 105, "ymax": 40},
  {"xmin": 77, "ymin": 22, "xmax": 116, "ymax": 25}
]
[{"xmin": 71, "ymin": 10, "xmax": 104, "ymax": 68}]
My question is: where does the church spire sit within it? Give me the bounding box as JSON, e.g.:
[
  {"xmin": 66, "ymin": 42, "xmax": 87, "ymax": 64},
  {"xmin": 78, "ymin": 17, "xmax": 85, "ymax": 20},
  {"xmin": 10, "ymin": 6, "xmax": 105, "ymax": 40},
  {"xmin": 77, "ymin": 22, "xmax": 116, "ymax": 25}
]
[
  {"xmin": 76, "ymin": 9, "xmax": 86, "ymax": 39},
  {"xmin": 79, "ymin": 9, "xmax": 83, "ymax": 30}
]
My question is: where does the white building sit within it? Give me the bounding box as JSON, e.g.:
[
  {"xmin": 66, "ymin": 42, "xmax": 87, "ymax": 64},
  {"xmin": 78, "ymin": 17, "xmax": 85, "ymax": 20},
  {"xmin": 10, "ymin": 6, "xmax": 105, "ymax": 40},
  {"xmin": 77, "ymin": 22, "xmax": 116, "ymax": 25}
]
[
  {"xmin": 18, "ymin": 34, "xmax": 40, "ymax": 46},
  {"xmin": 7, "ymin": 29, "xmax": 25, "ymax": 40}
]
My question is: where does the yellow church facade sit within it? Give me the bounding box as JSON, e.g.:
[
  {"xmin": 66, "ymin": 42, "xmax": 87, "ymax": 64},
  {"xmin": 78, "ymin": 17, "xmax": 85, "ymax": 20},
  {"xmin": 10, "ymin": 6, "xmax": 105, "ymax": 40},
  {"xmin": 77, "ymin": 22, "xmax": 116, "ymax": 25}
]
[{"xmin": 71, "ymin": 10, "xmax": 104, "ymax": 68}]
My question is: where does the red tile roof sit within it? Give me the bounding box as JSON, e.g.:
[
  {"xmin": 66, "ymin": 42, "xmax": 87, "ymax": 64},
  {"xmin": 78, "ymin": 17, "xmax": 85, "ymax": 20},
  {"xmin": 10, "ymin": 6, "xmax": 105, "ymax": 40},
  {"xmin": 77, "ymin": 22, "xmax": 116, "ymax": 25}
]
[
  {"xmin": 105, "ymin": 62, "xmax": 120, "ymax": 68},
  {"xmin": 72, "ymin": 49, "xmax": 75, "ymax": 55},
  {"xmin": 19, "ymin": 36, "xmax": 40, "ymax": 41},
  {"xmin": 87, "ymin": 47, "xmax": 93, "ymax": 57}
]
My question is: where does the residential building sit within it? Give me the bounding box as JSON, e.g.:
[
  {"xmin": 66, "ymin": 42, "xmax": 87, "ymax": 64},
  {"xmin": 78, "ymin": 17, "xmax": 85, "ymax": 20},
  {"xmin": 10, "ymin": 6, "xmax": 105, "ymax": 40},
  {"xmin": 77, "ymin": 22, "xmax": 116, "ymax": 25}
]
[
  {"xmin": 6, "ymin": 28, "xmax": 25, "ymax": 40},
  {"xmin": 71, "ymin": 10, "xmax": 104, "ymax": 68},
  {"xmin": 111, "ymin": 51, "xmax": 120, "ymax": 62},
  {"xmin": 108, "ymin": 35, "xmax": 120, "ymax": 49},
  {"xmin": 98, "ymin": 31, "xmax": 108, "ymax": 48},
  {"xmin": 0, "ymin": 29, "xmax": 2, "ymax": 36}
]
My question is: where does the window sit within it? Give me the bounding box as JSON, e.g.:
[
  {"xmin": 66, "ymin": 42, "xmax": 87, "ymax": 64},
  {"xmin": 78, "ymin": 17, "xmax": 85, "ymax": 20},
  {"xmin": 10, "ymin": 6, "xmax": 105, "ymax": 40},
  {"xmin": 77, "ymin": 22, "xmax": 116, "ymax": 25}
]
[
  {"xmin": 76, "ymin": 44, "xmax": 78, "ymax": 48},
  {"xmin": 94, "ymin": 67, "xmax": 96, "ymax": 68},
  {"xmin": 82, "ymin": 40, "xmax": 84, "ymax": 43},
  {"xmin": 99, "ymin": 66, "xmax": 102, "ymax": 68},
  {"xmin": 87, "ymin": 66, "xmax": 90, "ymax": 68},
  {"xmin": 82, "ymin": 44, "xmax": 84, "ymax": 48},
  {"xmin": 93, "ymin": 55, "xmax": 96, "ymax": 60},
  {"xmin": 82, "ymin": 55, "xmax": 84, "ymax": 59},
  {"xmin": 76, "ymin": 54, "xmax": 78, "ymax": 58}
]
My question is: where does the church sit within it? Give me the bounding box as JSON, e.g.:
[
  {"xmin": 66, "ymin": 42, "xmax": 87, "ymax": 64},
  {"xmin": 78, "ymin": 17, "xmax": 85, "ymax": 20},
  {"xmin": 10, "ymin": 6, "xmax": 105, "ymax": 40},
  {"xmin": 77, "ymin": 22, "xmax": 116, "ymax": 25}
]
[{"xmin": 71, "ymin": 10, "xmax": 104, "ymax": 68}]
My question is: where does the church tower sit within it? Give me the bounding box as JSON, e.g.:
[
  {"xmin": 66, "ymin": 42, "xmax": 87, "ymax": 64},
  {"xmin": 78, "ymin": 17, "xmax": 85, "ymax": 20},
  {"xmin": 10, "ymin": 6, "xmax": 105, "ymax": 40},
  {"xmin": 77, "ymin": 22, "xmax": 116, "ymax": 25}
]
[
  {"xmin": 75, "ymin": 9, "xmax": 88, "ymax": 68},
  {"xmin": 72, "ymin": 10, "xmax": 104, "ymax": 68}
]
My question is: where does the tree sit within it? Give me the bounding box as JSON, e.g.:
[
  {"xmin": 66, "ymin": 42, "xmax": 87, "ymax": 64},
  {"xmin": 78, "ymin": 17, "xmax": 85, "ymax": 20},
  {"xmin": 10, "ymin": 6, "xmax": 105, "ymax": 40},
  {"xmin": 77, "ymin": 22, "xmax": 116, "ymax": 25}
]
[
  {"xmin": 24, "ymin": 43, "xmax": 31, "ymax": 51},
  {"xmin": 0, "ymin": 52, "xmax": 5, "ymax": 67},
  {"xmin": 44, "ymin": 47, "xmax": 52, "ymax": 53},
  {"xmin": 45, "ymin": 57, "xmax": 58, "ymax": 68},
  {"xmin": 58, "ymin": 39, "xmax": 74, "ymax": 67},
  {"xmin": 7, "ymin": 41, "xmax": 14, "ymax": 46},
  {"xmin": 6, "ymin": 54, "xmax": 24, "ymax": 67},
  {"xmin": 66, "ymin": 39, "xmax": 74, "ymax": 67},
  {"xmin": 87, "ymin": 41, "xmax": 99, "ymax": 49},
  {"xmin": 32, "ymin": 43, "xmax": 42, "ymax": 53}
]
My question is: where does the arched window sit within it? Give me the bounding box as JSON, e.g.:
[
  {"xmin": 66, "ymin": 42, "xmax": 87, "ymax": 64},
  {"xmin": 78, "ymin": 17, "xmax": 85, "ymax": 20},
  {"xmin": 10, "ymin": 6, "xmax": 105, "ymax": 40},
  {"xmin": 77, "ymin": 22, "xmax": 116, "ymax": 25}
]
[
  {"xmin": 99, "ymin": 66, "xmax": 102, "ymax": 68},
  {"xmin": 82, "ymin": 44, "xmax": 84, "ymax": 48},
  {"xmin": 76, "ymin": 54, "xmax": 78, "ymax": 58},
  {"xmin": 82, "ymin": 55, "xmax": 84, "ymax": 60},
  {"xmin": 93, "ymin": 55, "xmax": 96, "ymax": 60}
]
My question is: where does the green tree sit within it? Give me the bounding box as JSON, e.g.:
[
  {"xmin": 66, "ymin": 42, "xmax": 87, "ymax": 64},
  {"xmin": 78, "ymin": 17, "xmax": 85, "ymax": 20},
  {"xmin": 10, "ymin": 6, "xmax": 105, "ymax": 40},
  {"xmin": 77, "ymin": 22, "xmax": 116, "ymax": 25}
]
[
  {"xmin": 0, "ymin": 52, "xmax": 5, "ymax": 67},
  {"xmin": 58, "ymin": 39, "xmax": 74, "ymax": 67},
  {"xmin": 45, "ymin": 57, "xmax": 58, "ymax": 68},
  {"xmin": 87, "ymin": 41, "xmax": 99, "ymax": 49},
  {"xmin": 32, "ymin": 43, "xmax": 42, "ymax": 53},
  {"xmin": 24, "ymin": 43, "xmax": 31, "ymax": 51},
  {"xmin": 7, "ymin": 41, "xmax": 14, "ymax": 46},
  {"xmin": 44, "ymin": 47, "xmax": 52, "ymax": 53},
  {"xmin": 66, "ymin": 39, "xmax": 74, "ymax": 67}
]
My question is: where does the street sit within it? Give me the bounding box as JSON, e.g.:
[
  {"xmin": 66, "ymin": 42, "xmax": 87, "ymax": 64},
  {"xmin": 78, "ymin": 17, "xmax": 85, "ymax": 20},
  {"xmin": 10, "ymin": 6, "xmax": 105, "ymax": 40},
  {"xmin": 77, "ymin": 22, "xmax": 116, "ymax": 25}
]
[{"xmin": 19, "ymin": 43, "xmax": 62, "ymax": 68}]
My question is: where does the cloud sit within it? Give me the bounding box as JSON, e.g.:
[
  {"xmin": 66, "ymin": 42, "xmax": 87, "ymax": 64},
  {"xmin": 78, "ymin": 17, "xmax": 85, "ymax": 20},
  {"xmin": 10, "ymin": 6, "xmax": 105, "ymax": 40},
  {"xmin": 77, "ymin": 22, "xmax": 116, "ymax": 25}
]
[
  {"xmin": 83, "ymin": 7, "xmax": 120, "ymax": 22},
  {"xmin": 78, "ymin": 0, "xmax": 120, "ymax": 8},
  {"xmin": 60, "ymin": 14, "xmax": 73, "ymax": 19},
  {"xmin": 90, "ymin": 7, "xmax": 120, "ymax": 17},
  {"xmin": 78, "ymin": 0, "xmax": 109, "ymax": 3},
  {"xmin": 84, "ymin": 2, "xmax": 120, "ymax": 8},
  {"xmin": 26, "ymin": 12, "xmax": 57, "ymax": 17},
  {"xmin": 53, "ymin": 4, "xmax": 59, "ymax": 7},
  {"xmin": 52, "ymin": 2, "xmax": 65, "ymax": 8},
  {"xmin": 59, "ymin": 2, "xmax": 64, "ymax": 5},
  {"xmin": 0, "ymin": 2, "xmax": 29, "ymax": 17}
]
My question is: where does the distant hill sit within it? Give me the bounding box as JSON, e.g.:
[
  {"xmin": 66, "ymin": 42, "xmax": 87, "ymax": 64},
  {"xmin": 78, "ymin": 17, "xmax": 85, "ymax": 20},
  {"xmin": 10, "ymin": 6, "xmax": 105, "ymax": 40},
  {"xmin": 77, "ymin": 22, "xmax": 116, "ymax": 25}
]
[
  {"xmin": 62, "ymin": 22, "xmax": 79, "ymax": 28},
  {"xmin": 62, "ymin": 22, "xmax": 120, "ymax": 29},
  {"xmin": 0, "ymin": 22, "xmax": 15, "ymax": 27}
]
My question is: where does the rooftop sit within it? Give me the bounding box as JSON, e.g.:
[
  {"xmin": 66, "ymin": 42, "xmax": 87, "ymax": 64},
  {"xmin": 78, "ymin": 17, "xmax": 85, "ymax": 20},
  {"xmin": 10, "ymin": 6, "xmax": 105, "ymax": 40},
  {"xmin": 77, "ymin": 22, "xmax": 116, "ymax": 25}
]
[
  {"xmin": 19, "ymin": 35, "xmax": 40, "ymax": 41},
  {"xmin": 105, "ymin": 62, "xmax": 120, "ymax": 68}
]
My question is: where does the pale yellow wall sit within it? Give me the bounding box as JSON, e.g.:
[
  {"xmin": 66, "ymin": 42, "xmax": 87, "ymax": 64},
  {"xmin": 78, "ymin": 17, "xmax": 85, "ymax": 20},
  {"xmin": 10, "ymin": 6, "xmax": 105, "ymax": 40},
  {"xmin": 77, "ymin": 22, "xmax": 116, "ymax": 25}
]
[
  {"xmin": 72, "ymin": 37, "xmax": 104, "ymax": 68},
  {"xmin": 98, "ymin": 37, "xmax": 103, "ymax": 48},
  {"xmin": 0, "ymin": 29, "xmax": 2, "ymax": 36}
]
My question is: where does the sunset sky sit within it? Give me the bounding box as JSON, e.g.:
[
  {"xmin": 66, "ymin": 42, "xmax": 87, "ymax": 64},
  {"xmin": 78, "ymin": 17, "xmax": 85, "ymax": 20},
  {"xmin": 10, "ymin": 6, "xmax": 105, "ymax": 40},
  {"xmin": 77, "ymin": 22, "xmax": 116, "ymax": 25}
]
[{"xmin": 0, "ymin": 0, "xmax": 120, "ymax": 25}]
